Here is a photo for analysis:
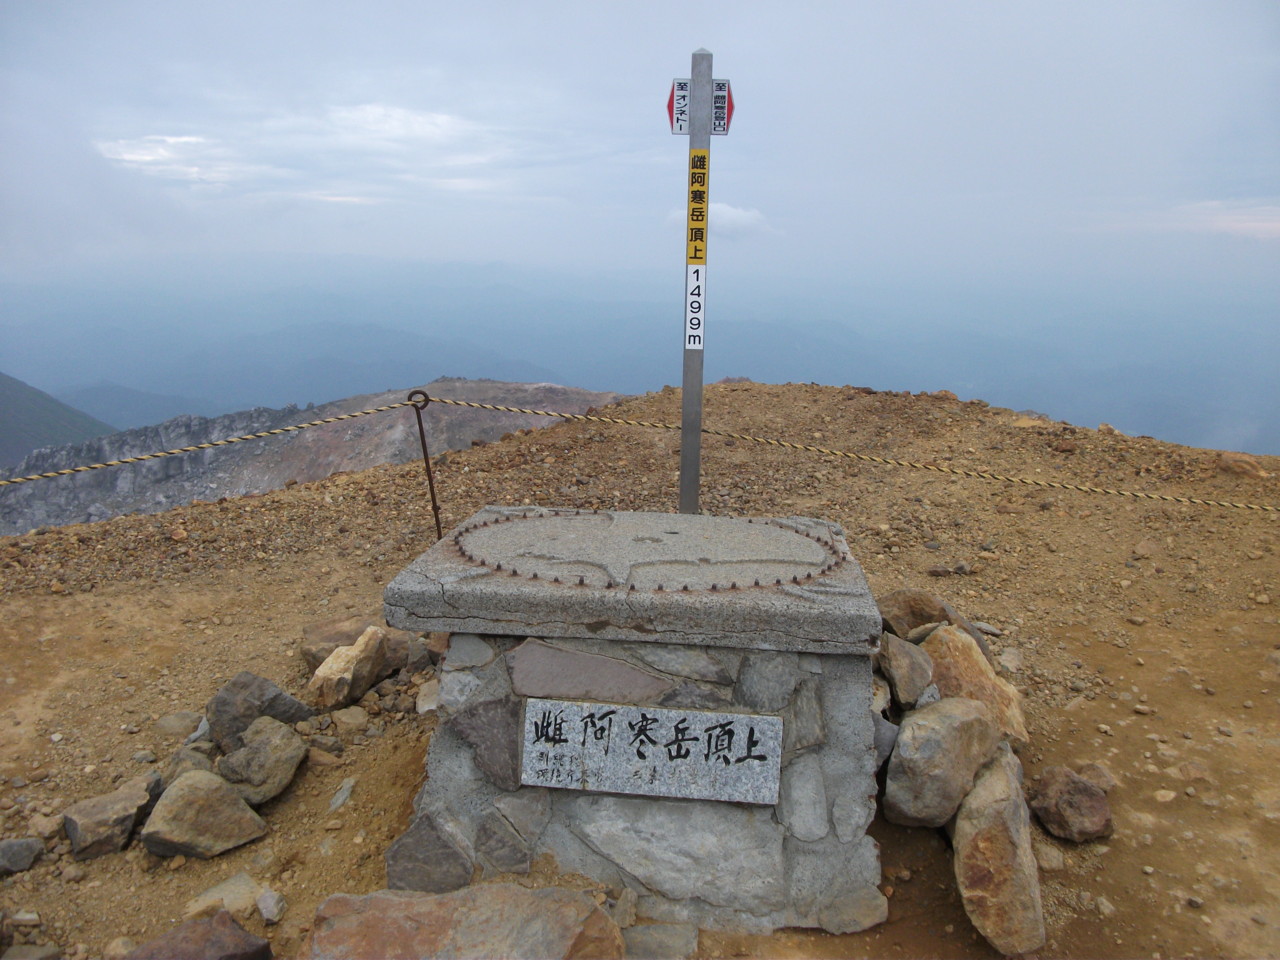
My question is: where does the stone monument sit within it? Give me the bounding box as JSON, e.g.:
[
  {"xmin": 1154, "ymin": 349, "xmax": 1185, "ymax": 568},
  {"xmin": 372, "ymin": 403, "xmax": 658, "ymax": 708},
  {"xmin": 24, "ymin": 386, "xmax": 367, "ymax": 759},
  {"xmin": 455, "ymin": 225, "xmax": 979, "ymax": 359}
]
[{"xmin": 383, "ymin": 506, "xmax": 887, "ymax": 933}]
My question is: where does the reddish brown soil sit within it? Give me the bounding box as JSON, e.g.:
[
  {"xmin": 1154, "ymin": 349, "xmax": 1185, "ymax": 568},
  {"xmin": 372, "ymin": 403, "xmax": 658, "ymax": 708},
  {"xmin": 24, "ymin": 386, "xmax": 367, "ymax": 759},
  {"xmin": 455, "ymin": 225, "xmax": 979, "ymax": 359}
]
[{"xmin": 2, "ymin": 382, "xmax": 1277, "ymax": 958}]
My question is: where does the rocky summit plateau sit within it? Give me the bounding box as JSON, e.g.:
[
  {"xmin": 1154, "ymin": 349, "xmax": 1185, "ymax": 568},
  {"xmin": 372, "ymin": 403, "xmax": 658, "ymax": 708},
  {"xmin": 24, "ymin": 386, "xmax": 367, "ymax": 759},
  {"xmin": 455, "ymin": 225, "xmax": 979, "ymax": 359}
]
[{"xmin": 0, "ymin": 380, "xmax": 1277, "ymax": 960}]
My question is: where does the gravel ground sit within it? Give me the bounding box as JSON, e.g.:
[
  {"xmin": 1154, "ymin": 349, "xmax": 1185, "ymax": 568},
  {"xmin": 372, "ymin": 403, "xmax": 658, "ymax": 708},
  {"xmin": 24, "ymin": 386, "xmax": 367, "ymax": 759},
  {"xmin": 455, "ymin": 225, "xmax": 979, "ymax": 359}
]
[{"xmin": 2, "ymin": 380, "xmax": 1278, "ymax": 959}]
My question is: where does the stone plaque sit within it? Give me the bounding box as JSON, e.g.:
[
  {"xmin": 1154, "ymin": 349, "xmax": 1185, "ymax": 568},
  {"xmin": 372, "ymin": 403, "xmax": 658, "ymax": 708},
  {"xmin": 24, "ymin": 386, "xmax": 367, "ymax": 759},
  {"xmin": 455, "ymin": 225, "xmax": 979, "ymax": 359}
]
[
  {"xmin": 521, "ymin": 698, "xmax": 782, "ymax": 805},
  {"xmin": 385, "ymin": 507, "xmax": 881, "ymax": 655}
]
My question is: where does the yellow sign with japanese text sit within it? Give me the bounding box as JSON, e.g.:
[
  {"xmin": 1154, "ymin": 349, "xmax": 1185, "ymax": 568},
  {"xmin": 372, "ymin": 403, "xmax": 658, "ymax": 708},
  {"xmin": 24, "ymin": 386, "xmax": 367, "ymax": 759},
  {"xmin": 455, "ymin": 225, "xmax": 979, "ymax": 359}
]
[{"xmin": 686, "ymin": 149, "xmax": 709, "ymax": 265}]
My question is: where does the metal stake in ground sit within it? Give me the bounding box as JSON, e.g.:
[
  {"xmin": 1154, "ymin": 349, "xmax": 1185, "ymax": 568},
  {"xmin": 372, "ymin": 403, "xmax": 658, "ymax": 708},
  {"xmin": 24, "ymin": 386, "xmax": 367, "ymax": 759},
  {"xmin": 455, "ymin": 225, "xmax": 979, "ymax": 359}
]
[{"xmin": 670, "ymin": 49, "xmax": 733, "ymax": 514}]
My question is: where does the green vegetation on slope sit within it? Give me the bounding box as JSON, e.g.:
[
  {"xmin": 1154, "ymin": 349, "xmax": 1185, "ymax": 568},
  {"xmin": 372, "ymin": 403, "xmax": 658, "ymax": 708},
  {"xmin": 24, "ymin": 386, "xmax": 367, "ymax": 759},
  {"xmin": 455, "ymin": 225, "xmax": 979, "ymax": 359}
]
[{"xmin": 0, "ymin": 371, "xmax": 117, "ymax": 468}]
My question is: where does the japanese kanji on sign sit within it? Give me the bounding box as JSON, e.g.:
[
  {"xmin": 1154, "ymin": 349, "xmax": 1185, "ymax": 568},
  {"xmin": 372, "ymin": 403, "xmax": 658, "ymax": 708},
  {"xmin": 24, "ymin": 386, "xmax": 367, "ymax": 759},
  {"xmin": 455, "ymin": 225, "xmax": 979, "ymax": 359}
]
[
  {"xmin": 521, "ymin": 697, "xmax": 783, "ymax": 805},
  {"xmin": 671, "ymin": 50, "xmax": 732, "ymax": 516}
]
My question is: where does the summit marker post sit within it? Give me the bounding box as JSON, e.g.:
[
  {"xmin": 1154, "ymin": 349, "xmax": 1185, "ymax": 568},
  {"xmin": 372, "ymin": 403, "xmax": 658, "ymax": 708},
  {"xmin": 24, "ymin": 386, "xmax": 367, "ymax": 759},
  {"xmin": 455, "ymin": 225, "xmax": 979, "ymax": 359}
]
[{"xmin": 670, "ymin": 49, "xmax": 732, "ymax": 514}]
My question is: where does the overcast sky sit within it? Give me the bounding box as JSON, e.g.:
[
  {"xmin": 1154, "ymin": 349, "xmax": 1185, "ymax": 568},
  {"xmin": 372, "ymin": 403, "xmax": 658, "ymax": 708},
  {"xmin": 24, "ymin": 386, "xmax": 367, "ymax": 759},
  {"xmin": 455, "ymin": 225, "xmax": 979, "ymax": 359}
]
[{"xmin": 2, "ymin": 2, "xmax": 1278, "ymax": 448}]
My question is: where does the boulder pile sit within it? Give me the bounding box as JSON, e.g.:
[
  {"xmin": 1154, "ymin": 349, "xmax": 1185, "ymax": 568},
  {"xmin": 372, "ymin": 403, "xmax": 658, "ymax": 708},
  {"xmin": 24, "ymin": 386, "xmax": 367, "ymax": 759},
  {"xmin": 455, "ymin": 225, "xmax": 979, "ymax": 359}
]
[
  {"xmin": 871, "ymin": 588, "xmax": 1115, "ymax": 957},
  {"xmin": 3, "ymin": 594, "xmax": 1120, "ymax": 960},
  {"xmin": 0, "ymin": 617, "xmax": 438, "ymax": 957}
]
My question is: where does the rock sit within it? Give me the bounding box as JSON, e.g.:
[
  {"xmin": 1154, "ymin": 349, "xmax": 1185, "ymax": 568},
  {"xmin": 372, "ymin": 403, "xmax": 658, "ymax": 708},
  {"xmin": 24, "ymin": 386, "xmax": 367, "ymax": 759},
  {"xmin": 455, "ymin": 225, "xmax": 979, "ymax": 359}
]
[
  {"xmin": 608, "ymin": 888, "xmax": 638, "ymax": 929},
  {"xmin": 0, "ymin": 838, "xmax": 44, "ymax": 875},
  {"xmin": 307, "ymin": 747, "xmax": 343, "ymax": 768},
  {"xmin": 1027, "ymin": 766, "xmax": 1114, "ymax": 842},
  {"xmin": 884, "ymin": 698, "xmax": 1001, "ymax": 828},
  {"xmin": 27, "ymin": 812, "xmax": 63, "ymax": 841},
  {"xmin": 328, "ymin": 777, "xmax": 356, "ymax": 813},
  {"xmin": 140, "ymin": 771, "xmax": 267, "ymax": 859},
  {"xmin": 301, "ymin": 615, "xmax": 414, "ymax": 675},
  {"xmin": 493, "ymin": 788, "xmax": 551, "ymax": 841},
  {"xmin": 622, "ymin": 922, "xmax": 700, "ymax": 959},
  {"xmin": 63, "ymin": 774, "xmax": 161, "ymax": 861},
  {"xmin": 1262, "ymin": 650, "xmax": 1280, "ymax": 682},
  {"xmin": 215, "ymin": 716, "xmax": 307, "ymax": 806},
  {"xmin": 154, "ymin": 711, "xmax": 204, "ymax": 741},
  {"xmin": 872, "ymin": 713, "xmax": 899, "ymax": 770},
  {"xmin": 877, "ymin": 588, "xmax": 993, "ymax": 662},
  {"xmin": 870, "ymin": 674, "xmax": 891, "ymax": 713},
  {"xmin": 205, "ymin": 672, "xmax": 313, "ymax": 753},
  {"xmin": 1075, "ymin": 761, "xmax": 1118, "ymax": 794},
  {"xmin": 564, "ymin": 794, "xmax": 785, "ymax": 915},
  {"xmin": 307, "ymin": 626, "xmax": 388, "ymax": 709},
  {"xmin": 781, "ymin": 677, "xmax": 825, "ymax": 759},
  {"xmin": 121, "ymin": 909, "xmax": 271, "ymax": 960},
  {"xmin": 405, "ymin": 638, "xmax": 433, "ymax": 674},
  {"xmin": 626, "ymin": 644, "xmax": 734, "ymax": 684},
  {"xmin": 257, "ymin": 888, "xmax": 287, "ymax": 925},
  {"xmin": 385, "ymin": 813, "xmax": 473, "ymax": 893},
  {"xmin": 777, "ymin": 752, "xmax": 829, "ymax": 841},
  {"xmin": 1033, "ymin": 841, "xmax": 1065, "ymax": 872},
  {"xmin": 415, "ymin": 678, "xmax": 440, "ymax": 715},
  {"xmin": 162, "ymin": 745, "xmax": 216, "ymax": 789},
  {"xmin": 475, "ymin": 809, "xmax": 532, "ymax": 874},
  {"xmin": 302, "ymin": 615, "xmax": 377, "ymax": 670},
  {"xmin": 906, "ymin": 622, "xmax": 943, "ymax": 643},
  {"xmin": 875, "ymin": 633, "xmax": 934, "ymax": 709},
  {"xmin": 507, "ymin": 638, "xmax": 674, "ymax": 704},
  {"xmin": 657, "ymin": 680, "xmax": 732, "ymax": 710},
  {"xmin": 996, "ymin": 648, "xmax": 1023, "ymax": 674},
  {"xmin": 443, "ymin": 696, "xmax": 523, "ymax": 791},
  {"xmin": 1, "ymin": 946, "xmax": 62, "ymax": 960},
  {"xmin": 309, "ymin": 734, "xmax": 344, "ymax": 755},
  {"xmin": 299, "ymin": 885, "xmax": 623, "ymax": 960},
  {"xmin": 103, "ymin": 937, "xmax": 138, "ymax": 960},
  {"xmin": 329, "ymin": 706, "xmax": 368, "ymax": 737},
  {"xmin": 184, "ymin": 718, "xmax": 212, "ymax": 745},
  {"xmin": 184, "ymin": 872, "xmax": 264, "ymax": 920},
  {"xmin": 1217, "ymin": 451, "xmax": 1271, "ymax": 479},
  {"xmin": 734, "ymin": 651, "xmax": 800, "ymax": 712},
  {"xmin": 951, "ymin": 743, "xmax": 1045, "ymax": 956},
  {"xmin": 441, "ymin": 633, "xmax": 495, "ymax": 670},
  {"xmin": 921, "ymin": 625, "xmax": 1029, "ymax": 745},
  {"xmin": 785, "ymin": 835, "xmax": 887, "ymax": 933}
]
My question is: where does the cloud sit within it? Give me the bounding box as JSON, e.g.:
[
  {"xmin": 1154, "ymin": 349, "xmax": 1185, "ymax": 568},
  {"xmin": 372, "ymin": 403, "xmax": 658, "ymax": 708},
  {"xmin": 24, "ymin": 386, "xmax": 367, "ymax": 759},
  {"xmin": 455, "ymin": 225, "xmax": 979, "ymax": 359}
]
[
  {"xmin": 709, "ymin": 203, "xmax": 771, "ymax": 238},
  {"xmin": 1096, "ymin": 200, "xmax": 1280, "ymax": 241},
  {"xmin": 326, "ymin": 104, "xmax": 474, "ymax": 145},
  {"xmin": 1173, "ymin": 201, "xmax": 1280, "ymax": 241},
  {"xmin": 93, "ymin": 102, "xmax": 515, "ymax": 201},
  {"xmin": 94, "ymin": 134, "xmax": 279, "ymax": 183},
  {"xmin": 666, "ymin": 202, "xmax": 772, "ymax": 239}
]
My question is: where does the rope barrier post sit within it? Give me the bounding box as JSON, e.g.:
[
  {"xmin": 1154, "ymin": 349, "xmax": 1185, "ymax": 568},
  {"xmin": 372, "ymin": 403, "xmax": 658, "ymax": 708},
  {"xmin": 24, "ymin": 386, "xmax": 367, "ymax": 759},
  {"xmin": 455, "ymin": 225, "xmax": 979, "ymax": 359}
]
[
  {"xmin": 407, "ymin": 391, "xmax": 444, "ymax": 542},
  {"xmin": 671, "ymin": 49, "xmax": 732, "ymax": 515}
]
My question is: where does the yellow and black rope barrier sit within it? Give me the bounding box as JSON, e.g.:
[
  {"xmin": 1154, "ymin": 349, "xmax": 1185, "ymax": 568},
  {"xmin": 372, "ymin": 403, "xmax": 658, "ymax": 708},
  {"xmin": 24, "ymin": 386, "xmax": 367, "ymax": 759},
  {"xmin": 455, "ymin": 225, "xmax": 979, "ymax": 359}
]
[
  {"xmin": 1, "ymin": 392, "xmax": 1275, "ymax": 513},
  {"xmin": 0, "ymin": 402, "xmax": 414, "ymax": 487},
  {"xmin": 413, "ymin": 395, "xmax": 1279, "ymax": 513}
]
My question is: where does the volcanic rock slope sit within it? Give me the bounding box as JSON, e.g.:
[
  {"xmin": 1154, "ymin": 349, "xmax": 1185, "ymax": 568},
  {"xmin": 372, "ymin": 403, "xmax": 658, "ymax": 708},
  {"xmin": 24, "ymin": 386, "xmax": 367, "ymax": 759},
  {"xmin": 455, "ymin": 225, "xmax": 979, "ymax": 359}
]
[
  {"xmin": 1, "ymin": 380, "xmax": 1278, "ymax": 960},
  {"xmin": 0, "ymin": 377, "xmax": 620, "ymax": 535}
]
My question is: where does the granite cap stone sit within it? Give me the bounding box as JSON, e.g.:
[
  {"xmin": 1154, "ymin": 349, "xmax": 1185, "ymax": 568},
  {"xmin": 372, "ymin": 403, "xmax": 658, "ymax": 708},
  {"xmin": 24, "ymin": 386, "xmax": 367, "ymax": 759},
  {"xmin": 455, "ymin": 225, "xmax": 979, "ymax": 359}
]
[{"xmin": 385, "ymin": 507, "xmax": 879, "ymax": 655}]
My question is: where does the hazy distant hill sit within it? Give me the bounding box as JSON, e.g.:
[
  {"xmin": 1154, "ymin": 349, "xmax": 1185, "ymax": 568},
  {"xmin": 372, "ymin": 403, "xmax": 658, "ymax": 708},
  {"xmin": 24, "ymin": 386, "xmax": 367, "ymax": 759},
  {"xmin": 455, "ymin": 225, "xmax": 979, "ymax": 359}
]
[
  {"xmin": 0, "ymin": 377, "xmax": 621, "ymax": 534},
  {"xmin": 0, "ymin": 371, "xmax": 117, "ymax": 468},
  {"xmin": 56, "ymin": 382, "xmax": 221, "ymax": 431}
]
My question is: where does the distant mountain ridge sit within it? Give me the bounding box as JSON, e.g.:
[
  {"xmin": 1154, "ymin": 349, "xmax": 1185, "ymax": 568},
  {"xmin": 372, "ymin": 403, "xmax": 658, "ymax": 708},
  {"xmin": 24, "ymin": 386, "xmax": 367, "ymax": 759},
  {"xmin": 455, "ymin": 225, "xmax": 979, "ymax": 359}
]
[
  {"xmin": 0, "ymin": 377, "xmax": 621, "ymax": 535},
  {"xmin": 0, "ymin": 371, "xmax": 117, "ymax": 468},
  {"xmin": 55, "ymin": 382, "xmax": 221, "ymax": 431}
]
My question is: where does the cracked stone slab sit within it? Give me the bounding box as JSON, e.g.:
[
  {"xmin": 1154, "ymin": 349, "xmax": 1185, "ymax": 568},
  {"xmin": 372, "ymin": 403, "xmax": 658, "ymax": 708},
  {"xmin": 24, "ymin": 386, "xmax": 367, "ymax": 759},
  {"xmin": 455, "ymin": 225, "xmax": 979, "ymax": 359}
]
[{"xmin": 385, "ymin": 507, "xmax": 880, "ymax": 655}]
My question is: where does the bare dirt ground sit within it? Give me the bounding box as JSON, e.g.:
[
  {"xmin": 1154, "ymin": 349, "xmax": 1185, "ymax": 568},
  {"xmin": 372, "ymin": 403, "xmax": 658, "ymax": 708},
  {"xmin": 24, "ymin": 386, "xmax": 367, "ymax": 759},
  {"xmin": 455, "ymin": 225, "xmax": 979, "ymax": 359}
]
[{"xmin": 2, "ymin": 381, "xmax": 1277, "ymax": 959}]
